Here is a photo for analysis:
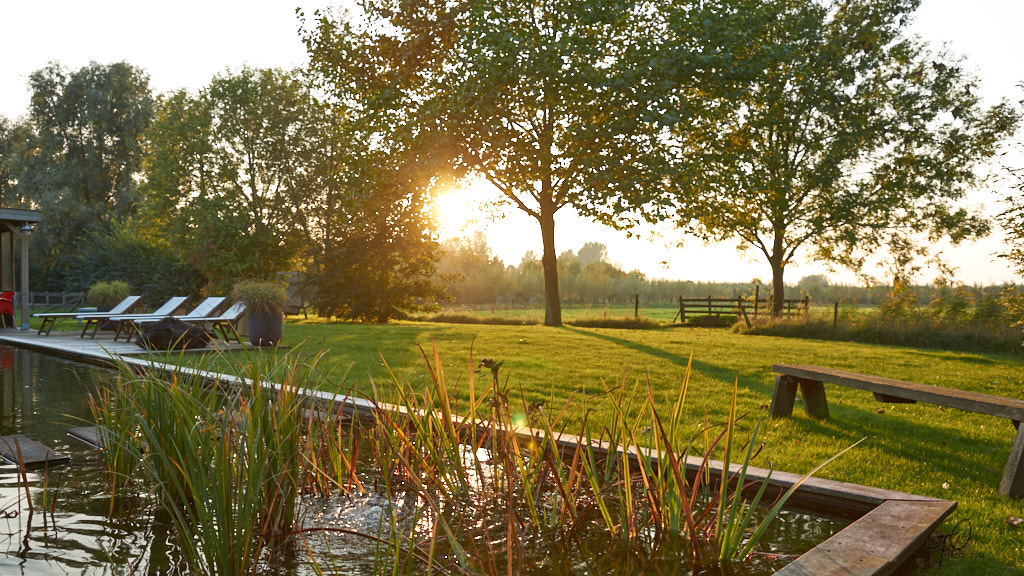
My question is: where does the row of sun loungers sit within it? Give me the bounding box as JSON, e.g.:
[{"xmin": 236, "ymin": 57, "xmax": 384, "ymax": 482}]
[
  {"xmin": 35, "ymin": 295, "xmax": 143, "ymax": 336},
  {"xmin": 32, "ymin": 295, "xmax": 247, "ymax": 343}
]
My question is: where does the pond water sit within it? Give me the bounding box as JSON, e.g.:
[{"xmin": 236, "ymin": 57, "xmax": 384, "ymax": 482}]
[{"xmin": 0, "ymin": 346, "xmax": 852, "ymax": 575}]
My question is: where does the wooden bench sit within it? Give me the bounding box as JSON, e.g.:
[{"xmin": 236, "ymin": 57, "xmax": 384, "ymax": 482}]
[{"xmin": 769, "ymin": 363, "xmax": 1024, "ymax": 498}]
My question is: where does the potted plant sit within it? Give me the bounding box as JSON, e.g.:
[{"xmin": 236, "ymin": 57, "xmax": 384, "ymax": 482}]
[
  {"xmin": 87, "ymin": 280, "xmax": 131, "ymax": 311},
  {"xmin": 229, "ymin": 280, "xmax": 288, "ymax": 347}
]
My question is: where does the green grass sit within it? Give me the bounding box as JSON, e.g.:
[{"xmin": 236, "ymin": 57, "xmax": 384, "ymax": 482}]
[
  {"xmin": 418, "ymin": 304, "xmax": 683, "ymax": 323},
  {"xmin": 227, "ymin": 316, "xmax": 1024, "ymax": 575}
]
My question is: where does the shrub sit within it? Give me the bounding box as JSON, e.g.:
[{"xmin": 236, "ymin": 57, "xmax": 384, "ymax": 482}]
[
  {"xmin": 416, "ymin": 313, "xmax": 539, "ymax": 326},
  {"xmin": 87, "ymin": 280, "xmax": 131, "ymax": 308},
  {"xmin": 735, "ymin": 310, "xmax": 1023, "ymax": 353},
  {"xmin": 682, "ymin": 314, "xmax": 738, "ymax": 328},
  {"xmin": 66, "ymin": 226, "xmax": 205, "ymax": 302},
  {"xmin": 568, "ymin": 316, "xmax": 665, "ymax": 330}
]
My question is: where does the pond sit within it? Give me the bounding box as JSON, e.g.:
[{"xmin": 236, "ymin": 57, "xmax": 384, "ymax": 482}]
[{"xmin": 0, "ymin": 346, "xmax": 852, "ymax": 575}]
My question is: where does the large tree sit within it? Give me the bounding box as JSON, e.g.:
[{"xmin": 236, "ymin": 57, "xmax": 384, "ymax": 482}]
[
  {"xmin": 665, "ymin": 0, "xmax": 1018, "ymax": 315},
  {"xmin": 141, "ymin": 67, "xmax": 325, "ymax": 292},
  {"xmin": 304, "ymin": 154, "xmax": 451, "ymax": 323},
  {"xmin": 25, "ymin": 62, "xmax": 154, "ymax": 288},
  {"xmin": 0, "ymin": 117, "xmax": 37, "ymax": 207},
  {"xmin": 302, "ymin": 0, "xmax": 687, "ymax": 326},
  {"xmin": 998, "ymin": 96, "xmax": 1024, "ymax": 278}
]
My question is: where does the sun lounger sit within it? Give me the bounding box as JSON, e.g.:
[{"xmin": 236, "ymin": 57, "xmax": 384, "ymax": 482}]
[
  {"xmin": 35, "ymin": 295, "xmax": 143, "ymax": 336},
  {"xmin": 192, "ymin": 302, "xmax": 247, "ymax": 344},
  {"xmin": 78, "ymin": 296, "xmax": 187, "ymax": 340},
  {"xmin": 102, "ymin": 296, "xmax": 195, "ymax": 341},
  {"xmin": 125, "ymin": 297, "xmax": 227, "ymax": 342}
]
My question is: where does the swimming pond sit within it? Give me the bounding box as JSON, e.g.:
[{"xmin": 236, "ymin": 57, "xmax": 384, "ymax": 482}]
[{"xmin": 0, "ymin": 345, "xmax": 855, "ymax": 575}]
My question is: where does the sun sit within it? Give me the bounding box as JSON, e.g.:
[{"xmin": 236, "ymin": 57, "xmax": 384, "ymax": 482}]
[{"xmin": 433, "ymin": 178, "xmax": 494, "ymax": 240}]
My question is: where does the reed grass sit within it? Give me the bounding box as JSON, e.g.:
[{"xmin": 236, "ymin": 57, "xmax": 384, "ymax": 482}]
[
  {"xmin": 90, "ymin": 350, "xmax": 342, "ymax": 576},
  {"xmin": 87, "ymin": 341, "xmax": 856, "ymax": 576},
  {"xmin": 354, "ymin": 345, "xmax": 853, "ymax": 574}
]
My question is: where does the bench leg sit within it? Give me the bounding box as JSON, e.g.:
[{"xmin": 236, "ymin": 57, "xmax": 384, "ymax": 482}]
[
  {"xmin": 770, "ymin": 375, "xmax": 798, "ymax": 418},
  {"xmin": 799, "ymin": 380, "xmax": 830, "ymax": 419},
  {"xmin": 999, "ymin": 422, "xmax": 1024, "ymax": 498}
]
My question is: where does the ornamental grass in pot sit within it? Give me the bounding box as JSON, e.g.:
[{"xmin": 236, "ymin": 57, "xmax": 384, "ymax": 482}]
[
  {"xmin": 87, "ymin": 280, "xmax": 131, "ymax": 330},
  {"xmin": 230, "ymin": 280, "xmax": 288, "ymax": 347},
  {"xmin": 87, "ymin": 280, "xmax": 131, "ymax": 311}
]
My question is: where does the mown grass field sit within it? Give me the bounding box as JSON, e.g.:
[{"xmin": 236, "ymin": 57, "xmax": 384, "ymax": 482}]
[
  {"xmin": 416, "ymin": 303, "xmax": 828, "ymax": 324},
  {"xmin": 201, "ymin": 316, "xmax": 1024, "ymax": 576}
]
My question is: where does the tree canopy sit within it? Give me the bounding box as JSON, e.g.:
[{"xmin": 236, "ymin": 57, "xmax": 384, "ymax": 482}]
[
  {"xmin": 303, "ymin": 0, "xmax": 681, "ymax": 326},
  {"xmin": 662, "ymin": 0, "xmax": 1019, "ymax": 314},
  {"xmin": 303, "ymin": 118, "xmax": 453, "ymax": 323},
  {"xmin": 141, "ymin": 67, "xmax": 324, "ymax": 292},
  {"xmin": 998, "ymin": 95, "xmax": 1024, "ymax": 279},
  {"xmin": 23, "ymin": 62, "xmax": 154, "ymax": 288}
]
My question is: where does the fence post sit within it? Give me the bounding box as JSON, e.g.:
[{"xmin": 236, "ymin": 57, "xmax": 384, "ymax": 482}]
[
  {"xmin": 679, "ymin": 296, "xmax": 685, "ymax": 323},
  {"xmin": 804, "ymin": 295, "xmax": 810, "ymax": 318},
  {"xmin": 739, "ymin": 297, "xmax": 752, "ymax": 328},
  {"xmin": 833, "ymin": 301, "xmax": 839, "ymax": 333},
  {"xmin": 707, "ymin": 295, "xmax": 712, "ymax": 314},
  {"xmin": 634, "ymin": 294, "xmax": 639, "ymax": 319},
  {"xmin": 754, "ymin": 285, "xmax": 760, "ymax": 319}
]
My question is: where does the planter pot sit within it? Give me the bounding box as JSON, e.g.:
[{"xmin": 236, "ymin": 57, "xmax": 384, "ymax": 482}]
[{"xmin": 246, "ymin": 312, "xmax": 283, "ymax": 347}]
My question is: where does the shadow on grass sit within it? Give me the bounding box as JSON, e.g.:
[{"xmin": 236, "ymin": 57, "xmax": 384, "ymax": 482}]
[
  {"xmin": 778, "ymin": 400, "xmax": 1013, "ymax": 491},
  {"xmin": 563, "ymin": 326, "xmax": 767, "ymax": 393},
  {"xmin": 282, "ymin": 320, "xmax": 439, "ymax": 385}
]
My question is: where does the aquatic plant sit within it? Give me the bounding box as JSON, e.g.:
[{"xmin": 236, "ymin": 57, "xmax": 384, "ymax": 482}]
[
  {"xmin": 89, "ymin": 344, "xmax": 857, "ymax": 576},
  {"xmin": 91, "ymin": 350, "xmax": 333, "ymax": 576}
]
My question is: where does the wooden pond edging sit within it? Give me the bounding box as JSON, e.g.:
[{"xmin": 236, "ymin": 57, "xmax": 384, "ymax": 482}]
[{"xmin": 0, "ymin": 331, "xmax": 956, "ymax": 576}]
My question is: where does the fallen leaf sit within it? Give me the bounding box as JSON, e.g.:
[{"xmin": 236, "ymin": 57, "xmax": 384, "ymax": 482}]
[{"xmin": 1007, "ymin": 517, "xmax": 1023, "ymax": 527}]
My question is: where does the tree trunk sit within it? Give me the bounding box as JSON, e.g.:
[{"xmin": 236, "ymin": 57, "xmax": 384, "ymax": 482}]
[
  {"xmin": 771, "ymin": 260, "xmax": 786, "ymax": 317},
  {"xmin": 770, "ymin": 229, "xmax": 786, "ymax": 317},
  {"xmin": 539, "ymin": 209, "xmax": 562, "ymax": 327}
]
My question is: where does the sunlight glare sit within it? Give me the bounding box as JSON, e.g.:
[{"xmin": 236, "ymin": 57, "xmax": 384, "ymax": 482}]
[{"xmin": 433, "ymin": 178, "xmax": 493, "ymax": 240}]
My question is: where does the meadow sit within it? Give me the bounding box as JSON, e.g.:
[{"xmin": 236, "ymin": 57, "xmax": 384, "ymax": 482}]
[{"xmin": 230, "ymin": 315, "xmax": 1024, "ymax": 575}]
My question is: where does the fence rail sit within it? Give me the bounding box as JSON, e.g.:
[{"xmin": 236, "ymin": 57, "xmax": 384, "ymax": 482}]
[
  {"xmin": 29, "ymin": 292, "xmax": 85, "ymax": 312},
  {"xmin": 677, "ymin": 295, "xmax": 809, "ymax": 325}
]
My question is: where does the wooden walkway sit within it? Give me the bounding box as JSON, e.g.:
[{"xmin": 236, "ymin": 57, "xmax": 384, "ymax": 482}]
[{"xmin": 0, "ymin": 327, "xmax": 252, "ymax": 365}]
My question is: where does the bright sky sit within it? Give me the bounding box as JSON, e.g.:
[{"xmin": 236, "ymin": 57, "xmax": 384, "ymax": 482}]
[{"xmin": 1, "ymin": 0, "xmax": 1021, "ymax": 286}]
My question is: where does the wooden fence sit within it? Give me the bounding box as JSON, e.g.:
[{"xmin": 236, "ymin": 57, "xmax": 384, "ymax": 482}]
[
  {"xmin": 29, "ymin": 292, "xmax": 85, "ymax": 312},
  {"xmin": 677, "ymin": 295, "xmax": 809, "ymax": 325}
]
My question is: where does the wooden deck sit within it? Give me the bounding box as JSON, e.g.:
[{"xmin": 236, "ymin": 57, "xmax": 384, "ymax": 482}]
[{"xmin": 0, "ymin": 327, "xmax": 252, "ymax": 365}]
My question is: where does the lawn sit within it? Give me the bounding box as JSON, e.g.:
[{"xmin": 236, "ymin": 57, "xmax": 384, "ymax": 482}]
[{"xmin": 209, "ymin": 317, "xmax": 1024, "ymax": 574}]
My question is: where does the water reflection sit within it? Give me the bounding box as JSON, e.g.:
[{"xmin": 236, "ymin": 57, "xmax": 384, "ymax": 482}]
[{"xmin": 0, "ymin": 346, "xmax": 152, "ymax": 575}]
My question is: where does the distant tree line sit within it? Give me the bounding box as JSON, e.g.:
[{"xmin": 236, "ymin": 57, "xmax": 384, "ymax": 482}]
[{"xmin": 436, "ymin": 235, "xmax": 1016, "ymax": 309}]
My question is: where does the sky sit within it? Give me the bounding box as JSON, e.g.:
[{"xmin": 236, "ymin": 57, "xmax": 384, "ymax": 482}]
[{"xmin": 1, "ymin": 0, "xmax": 1022, "ymax": 286}]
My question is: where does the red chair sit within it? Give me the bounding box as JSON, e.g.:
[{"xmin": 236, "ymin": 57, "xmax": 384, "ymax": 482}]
[{"xmin": 0, "ymin": 292, "xmax": 13, "ymax": 328}]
